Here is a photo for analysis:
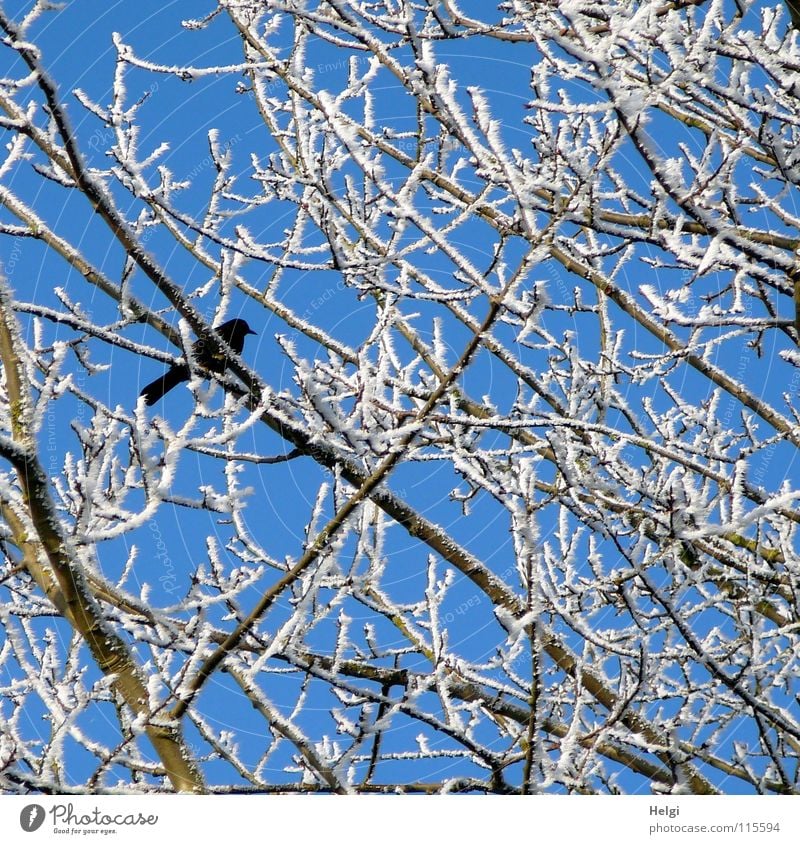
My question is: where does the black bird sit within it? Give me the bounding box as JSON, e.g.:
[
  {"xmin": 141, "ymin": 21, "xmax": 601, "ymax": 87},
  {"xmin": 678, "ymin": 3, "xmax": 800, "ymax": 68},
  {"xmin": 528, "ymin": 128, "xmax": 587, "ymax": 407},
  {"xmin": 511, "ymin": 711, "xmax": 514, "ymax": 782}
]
[{"xmin": 139, "ymin": 318, "xmax": 256, "ymax": 406}]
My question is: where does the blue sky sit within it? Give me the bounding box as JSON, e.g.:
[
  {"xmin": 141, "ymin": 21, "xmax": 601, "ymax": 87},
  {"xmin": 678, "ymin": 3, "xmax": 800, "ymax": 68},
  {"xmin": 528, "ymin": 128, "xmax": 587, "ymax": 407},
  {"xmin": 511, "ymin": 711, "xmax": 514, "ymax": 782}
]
[{"xmin": 0, "ymin": 0, "xmax": 797, "ymax": 795}]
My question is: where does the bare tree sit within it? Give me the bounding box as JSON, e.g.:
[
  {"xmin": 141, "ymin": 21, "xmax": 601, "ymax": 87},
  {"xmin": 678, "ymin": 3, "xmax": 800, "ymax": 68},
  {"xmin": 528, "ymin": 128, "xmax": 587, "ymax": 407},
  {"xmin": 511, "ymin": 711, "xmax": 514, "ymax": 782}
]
[{"xmin": 0, "ymin": 0, "xmax": 799, "ymax": 794}]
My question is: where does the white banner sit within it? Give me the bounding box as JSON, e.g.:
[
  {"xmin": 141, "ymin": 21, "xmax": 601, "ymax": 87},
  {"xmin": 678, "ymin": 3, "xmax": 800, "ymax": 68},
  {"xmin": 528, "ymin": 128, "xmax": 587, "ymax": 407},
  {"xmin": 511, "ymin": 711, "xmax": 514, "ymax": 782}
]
[{"xmin": 1, "ymin": 795, "xmax": 798, "ymax": 843}]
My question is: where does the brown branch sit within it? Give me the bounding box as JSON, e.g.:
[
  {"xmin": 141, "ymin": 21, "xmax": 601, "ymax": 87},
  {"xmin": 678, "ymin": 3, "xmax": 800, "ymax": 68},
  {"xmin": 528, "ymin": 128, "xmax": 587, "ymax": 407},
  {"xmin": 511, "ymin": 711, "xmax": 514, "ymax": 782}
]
[{"xmin": 0, "ymin": 275, "xmax": 204, "ymax": 793}]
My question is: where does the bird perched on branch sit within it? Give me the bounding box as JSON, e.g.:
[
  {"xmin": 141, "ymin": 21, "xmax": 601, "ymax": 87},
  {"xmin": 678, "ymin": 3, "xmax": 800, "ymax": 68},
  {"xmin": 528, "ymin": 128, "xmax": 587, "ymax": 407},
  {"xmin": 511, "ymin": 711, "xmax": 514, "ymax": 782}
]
[{"xmin": 139, "ymin": 318, "xmax": 256, "ymax": 405}]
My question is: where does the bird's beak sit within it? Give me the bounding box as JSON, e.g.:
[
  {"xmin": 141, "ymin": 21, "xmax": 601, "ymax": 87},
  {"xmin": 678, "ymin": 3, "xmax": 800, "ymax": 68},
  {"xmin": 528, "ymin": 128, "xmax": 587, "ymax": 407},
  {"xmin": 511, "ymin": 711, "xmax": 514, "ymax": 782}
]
[{"xmin": 248, "ymin": 328, "xmax": 257, "ymax": 335}]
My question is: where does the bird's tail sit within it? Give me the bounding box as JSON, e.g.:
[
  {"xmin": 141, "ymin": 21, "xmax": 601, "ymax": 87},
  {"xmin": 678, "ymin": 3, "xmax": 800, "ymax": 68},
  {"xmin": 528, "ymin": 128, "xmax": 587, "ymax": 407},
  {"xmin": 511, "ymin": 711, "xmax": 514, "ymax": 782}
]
[{"xmin": 140, "ymin": 364, "xmax": 189, "ymax": 405}]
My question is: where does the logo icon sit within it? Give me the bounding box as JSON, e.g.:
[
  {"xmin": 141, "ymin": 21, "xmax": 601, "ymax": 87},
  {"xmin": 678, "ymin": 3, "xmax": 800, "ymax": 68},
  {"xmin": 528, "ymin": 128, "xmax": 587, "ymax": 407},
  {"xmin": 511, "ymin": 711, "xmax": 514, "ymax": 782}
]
[{"xmin": 19, "ymin": 804, "xmax": 45, "ymax": 832}]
